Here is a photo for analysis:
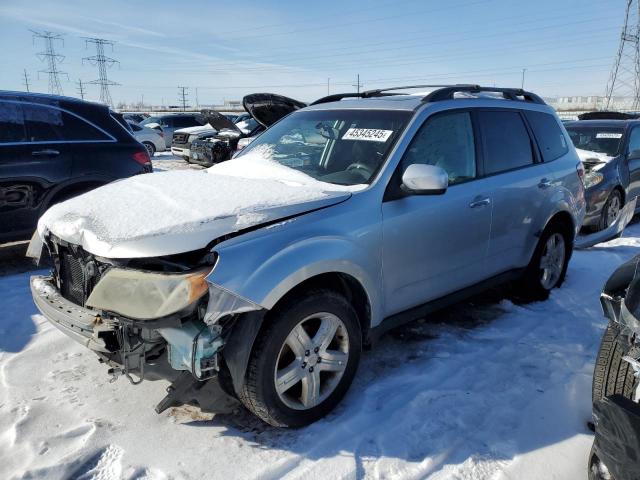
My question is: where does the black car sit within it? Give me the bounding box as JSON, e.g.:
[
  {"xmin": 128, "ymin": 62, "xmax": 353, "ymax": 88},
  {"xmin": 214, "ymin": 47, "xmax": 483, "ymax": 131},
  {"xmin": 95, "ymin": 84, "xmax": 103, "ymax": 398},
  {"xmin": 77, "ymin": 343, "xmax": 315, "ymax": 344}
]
[
  {"xmin": 565, "ymin": 117, "xmax": 640, "ymax": 232},
  {"xmin": 0, "ymin": 91, "xmax": 151, "ymax": 244},
  {"xmin": 590, "ymin": 255, "xmax": 640, "ymax": 479},
  {"xmin": 188, "ymin": 93, "xmax": 306, "ymax": 167}
]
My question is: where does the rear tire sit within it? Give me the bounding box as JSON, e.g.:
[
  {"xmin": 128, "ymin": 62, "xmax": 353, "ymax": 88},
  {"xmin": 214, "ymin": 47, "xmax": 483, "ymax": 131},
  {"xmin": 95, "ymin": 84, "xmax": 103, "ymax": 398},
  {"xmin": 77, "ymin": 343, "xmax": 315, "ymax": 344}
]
[
  {"xmin": 238, "ymin": 290, "xmax": 361, "ymax": 428},
  {"xmin": 142, "ymin": 141, "xmax": 155, "ymax": 157},
  {"xmin": 515, "ymin": 222, "xmax": 571, "ymax": 301}
]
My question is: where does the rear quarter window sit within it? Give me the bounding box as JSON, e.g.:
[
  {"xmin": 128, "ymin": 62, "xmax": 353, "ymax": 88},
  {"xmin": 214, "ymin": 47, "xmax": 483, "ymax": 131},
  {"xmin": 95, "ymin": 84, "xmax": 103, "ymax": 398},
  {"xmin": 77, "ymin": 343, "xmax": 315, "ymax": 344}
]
[{"xmin": 525, "ymin": 111, "xmax": 568, "ymax": 162}]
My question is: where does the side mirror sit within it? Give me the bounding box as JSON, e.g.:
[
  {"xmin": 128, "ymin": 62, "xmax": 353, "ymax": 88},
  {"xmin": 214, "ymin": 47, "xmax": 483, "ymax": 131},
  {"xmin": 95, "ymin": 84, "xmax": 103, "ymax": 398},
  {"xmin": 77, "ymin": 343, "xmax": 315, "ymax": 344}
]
[
  {"xmin": 401, "ymin": 164, "xmax": 448, "ymax": 195},
  {"xmin": 628, "ymin": 149, "xmax": 640, "ymax": 161}
]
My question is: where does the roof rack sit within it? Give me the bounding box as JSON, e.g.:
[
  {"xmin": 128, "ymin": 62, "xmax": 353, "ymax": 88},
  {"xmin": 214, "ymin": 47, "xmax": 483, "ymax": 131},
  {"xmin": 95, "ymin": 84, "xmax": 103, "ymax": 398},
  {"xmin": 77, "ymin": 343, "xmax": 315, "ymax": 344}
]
[
  {"xmin": 422, "ymin": 85, "xmax": 546, "ymax": 104},
  {"xmin": 310, "ymin": 84, "xmax": 546, "ymax": 106}
]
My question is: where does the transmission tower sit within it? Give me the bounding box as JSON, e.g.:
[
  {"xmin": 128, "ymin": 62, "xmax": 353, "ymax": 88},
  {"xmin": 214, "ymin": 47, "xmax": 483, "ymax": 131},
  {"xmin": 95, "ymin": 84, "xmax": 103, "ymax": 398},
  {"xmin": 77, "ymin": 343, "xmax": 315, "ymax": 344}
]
[
  {"xmin": 83, "ymin": 38, "xmax": 120, "ymax": 107},
  {"xmin": 178, "ymin": 86, "xmax": 189, "ymax": 111},
  {"xmin": 22, "ymin": 69, "xmax": 31, "ymax": 92},
  {"xmin": 605, "ymin": 0, "xmax": 640, "ymax": 110},
  {"xmin": 76, "ymin": 79, "xmax": 86, "ymax": 100},
  {"xmin": 31, "ymin": 30, "xmax": 68, "ymax": 95}
]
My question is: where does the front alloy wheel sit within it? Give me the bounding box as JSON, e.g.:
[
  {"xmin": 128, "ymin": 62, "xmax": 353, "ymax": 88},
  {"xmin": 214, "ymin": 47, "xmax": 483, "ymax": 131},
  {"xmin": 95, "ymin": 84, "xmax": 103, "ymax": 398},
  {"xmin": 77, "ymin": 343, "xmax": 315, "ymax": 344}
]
[
  {"xmin": 239, "ymin": 290, "xmax": 361, "ymax": 427},
  {"xmin": 275, "ymin": 313, "xmax": 349, "ymax": 410},
  {"xmin": 539, "ymin": 232, "xmax": 566, "ymax": 290}
]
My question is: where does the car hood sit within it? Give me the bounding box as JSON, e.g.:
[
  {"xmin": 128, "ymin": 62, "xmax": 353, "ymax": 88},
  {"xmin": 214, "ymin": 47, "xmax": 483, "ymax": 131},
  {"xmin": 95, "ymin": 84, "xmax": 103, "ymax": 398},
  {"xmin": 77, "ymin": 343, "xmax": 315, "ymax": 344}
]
[
  {"xmin": 243, "ymin": 93, "xmax": 307, "ymax": 128},
  {"xmin": 175, "ymin": 125, "xmax": 217, "ymax": 136},
  {"xmin": 37, "ymin": 153, "xmax": 357, "ymax": 259},
  {"xmin": 576, "ymin": 148, "xmax": 615, "ymax": 172}
]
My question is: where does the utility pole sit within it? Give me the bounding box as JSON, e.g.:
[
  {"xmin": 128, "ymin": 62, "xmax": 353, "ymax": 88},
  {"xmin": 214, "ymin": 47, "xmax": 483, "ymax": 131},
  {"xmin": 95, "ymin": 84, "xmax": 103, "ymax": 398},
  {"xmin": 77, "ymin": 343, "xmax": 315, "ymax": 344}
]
[
  {"xmin": 195, "ymin": 87, "xmax": 199, "ymax": 109},
  {"xmin": 605, "ymin": 0, "xmax": 640, "ymax": 110},
  {"xmin": 31, "ymin": 30, "xmax": 68, "ymax": 95},
  {"xmin": 521, "ymin": 68, "xmax": 527, "ymax": 89},
  {"xmin": 22, "ymin": 69, "xmax": 31, "ymax": 92},
  {"xmin": 76, "ymin": 79, "xmax": 86, "ymax": 100},
  {"xmin": 178, "ymin": 86, "xmax": 189, "ymax": 111},
  {"xmin": 327, "ymin": 78, "xmax": 330, "ymax": 96},
  {"xmin": 352, "ymin": 74, "xmax": 363, "ymax": 94},
  {"xmin": 83, "ymin": 37, "xmax": 120, "ymax": 107}
]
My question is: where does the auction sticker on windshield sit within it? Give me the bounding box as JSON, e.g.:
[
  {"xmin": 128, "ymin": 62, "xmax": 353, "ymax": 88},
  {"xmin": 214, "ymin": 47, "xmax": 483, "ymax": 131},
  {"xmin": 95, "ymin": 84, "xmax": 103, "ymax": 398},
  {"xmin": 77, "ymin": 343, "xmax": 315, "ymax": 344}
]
[
  {"xmin": 596, "ymin": 133, "xmax": 623, "ymax": 139},
  {"xmin": 342, "ymin": 128, "xmax": 393, "ymax": 142}
]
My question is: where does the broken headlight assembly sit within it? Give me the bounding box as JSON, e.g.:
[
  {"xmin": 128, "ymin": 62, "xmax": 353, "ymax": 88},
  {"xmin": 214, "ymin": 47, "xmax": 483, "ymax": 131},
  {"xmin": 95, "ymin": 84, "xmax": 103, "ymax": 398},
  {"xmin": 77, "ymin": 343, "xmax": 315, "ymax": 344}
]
[
  {"xmin": 86, "ymin": 267, "xmax": 211, "ymax": 320},
  {"xmin": 583, "ymin": 171, "xmax": 604, "ymax": 189}
]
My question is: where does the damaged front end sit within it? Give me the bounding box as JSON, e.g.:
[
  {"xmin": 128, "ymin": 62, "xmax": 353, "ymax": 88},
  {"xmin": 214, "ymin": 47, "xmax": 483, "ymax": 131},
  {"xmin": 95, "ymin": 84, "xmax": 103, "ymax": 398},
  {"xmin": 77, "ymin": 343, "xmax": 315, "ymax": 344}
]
[{"xmin": 30, "ymin": 234, "xmax": 263, "ymax": 414}]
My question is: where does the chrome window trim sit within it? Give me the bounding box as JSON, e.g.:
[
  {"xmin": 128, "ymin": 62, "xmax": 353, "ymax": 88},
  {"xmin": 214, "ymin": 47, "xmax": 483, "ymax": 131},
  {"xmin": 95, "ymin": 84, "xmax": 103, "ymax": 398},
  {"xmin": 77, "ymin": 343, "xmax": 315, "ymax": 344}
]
[{"xmin": 0, "ymin": 99, "xmax": 117, "ymax": 144}]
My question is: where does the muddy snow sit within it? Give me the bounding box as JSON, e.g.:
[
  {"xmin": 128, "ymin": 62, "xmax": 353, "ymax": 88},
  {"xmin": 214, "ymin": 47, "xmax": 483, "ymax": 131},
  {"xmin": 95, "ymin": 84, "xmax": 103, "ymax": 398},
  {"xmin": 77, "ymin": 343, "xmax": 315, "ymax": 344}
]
[{"xmin": 1, "ymin": 156, "xmax": 638, "ymax": 479}]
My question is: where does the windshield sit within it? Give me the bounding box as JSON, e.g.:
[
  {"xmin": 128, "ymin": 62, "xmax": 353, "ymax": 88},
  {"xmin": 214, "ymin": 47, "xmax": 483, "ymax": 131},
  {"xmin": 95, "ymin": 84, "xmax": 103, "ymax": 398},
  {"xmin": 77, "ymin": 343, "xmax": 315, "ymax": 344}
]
[
  {"xmin": 140, "ymin": 116, "xmax": 161, "ymax": 126},
  {"xmin": 565, "ymin": 125, "xmax": 624, "ymax": 157},
  {"xmin": 237, "ymin": 109, "xmax": 411, "ymax": 185}
]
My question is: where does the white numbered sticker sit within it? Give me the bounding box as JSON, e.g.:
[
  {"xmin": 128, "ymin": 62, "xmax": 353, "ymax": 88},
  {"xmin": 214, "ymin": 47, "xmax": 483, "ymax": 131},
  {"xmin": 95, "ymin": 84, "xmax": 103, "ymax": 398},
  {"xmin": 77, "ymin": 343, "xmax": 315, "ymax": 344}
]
[
  {"xmin": 596, "ymin": 133, "xmax": 623, "ymax": 139},
  {"xmin": 342, "ymin": 128, "xmax": 393, "ymax": 142}
]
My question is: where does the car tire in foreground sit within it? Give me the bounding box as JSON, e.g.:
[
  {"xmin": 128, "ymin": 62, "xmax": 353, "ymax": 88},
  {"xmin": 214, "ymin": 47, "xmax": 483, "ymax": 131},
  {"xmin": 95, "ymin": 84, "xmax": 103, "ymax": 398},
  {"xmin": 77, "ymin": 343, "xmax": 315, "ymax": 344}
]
[
  {"xmin": 516, "ymin": 222, "xmax": 571, "ymax": 301},
  {"xmin": 239, "ymin": 290, "xmax": 361, "ymax": 428},
  {"xmin": 142, "ymin": 141, "xmax": 155, "ymax": 157}
]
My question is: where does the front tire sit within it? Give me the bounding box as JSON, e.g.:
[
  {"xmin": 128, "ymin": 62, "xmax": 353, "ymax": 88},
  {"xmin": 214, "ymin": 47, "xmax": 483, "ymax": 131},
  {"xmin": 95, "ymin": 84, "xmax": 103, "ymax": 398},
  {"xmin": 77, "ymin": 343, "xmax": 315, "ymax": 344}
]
[
  {"xmin": 597, "ymin": 189, "xmax": 623, "ymax": 232},
  {"xmin": 516, "ymin": 222, "xmax": 571, "ymax": 301},
  {"xmin": 239, "ymin": 290, "xmax": 362, "ymax": 427},
  {"xmin": 592, "ymin": 322, "xmax": 638, "ymax": 403}
]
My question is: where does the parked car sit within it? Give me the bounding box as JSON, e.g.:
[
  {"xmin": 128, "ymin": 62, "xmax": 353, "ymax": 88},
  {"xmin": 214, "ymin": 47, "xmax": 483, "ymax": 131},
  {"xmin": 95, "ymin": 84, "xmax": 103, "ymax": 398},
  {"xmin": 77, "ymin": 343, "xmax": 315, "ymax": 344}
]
[
  {"xmin": 140, "ymin": 113, "xmax": 207, "ymax": 148},
  {"xmin": 29, "ymin": 85, "xmax": 585, "ymax": 427},
  {"xmin": 0, "ymin": 91, "xmax": 151, "ymax": 244},
  {"xmin": 122, "ymin": 112, "xmax": 149, "ymax": 124},
  {"xmin": 565, "ymin": 116, "xmax": 640, "ymax": 232},
  {"xmin": 128, "ymin": 121, "xmax": 166, "ymax": 156},
  {"xmin": 188, "ymin": 94, "xmax": 305, "ymax": 166},
  {"xmin": 589, "ymin": 254, "xmax": 640, "ymax": 480}
]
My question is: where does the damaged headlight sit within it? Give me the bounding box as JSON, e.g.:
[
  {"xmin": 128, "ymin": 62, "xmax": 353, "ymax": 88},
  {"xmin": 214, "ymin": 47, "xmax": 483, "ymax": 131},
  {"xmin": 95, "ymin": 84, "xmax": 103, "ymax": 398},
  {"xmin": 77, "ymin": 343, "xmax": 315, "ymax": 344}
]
[
  {"xmin": 86, "ymin": 267, "xmax": 211, "ymax": 320},
  {"xmin": 203, "ymin": 283, "xmax": 262, "ymax": 325},
  {"xmin": 584, "ymin": 171, "xmax": 604, "ymax": 189}
]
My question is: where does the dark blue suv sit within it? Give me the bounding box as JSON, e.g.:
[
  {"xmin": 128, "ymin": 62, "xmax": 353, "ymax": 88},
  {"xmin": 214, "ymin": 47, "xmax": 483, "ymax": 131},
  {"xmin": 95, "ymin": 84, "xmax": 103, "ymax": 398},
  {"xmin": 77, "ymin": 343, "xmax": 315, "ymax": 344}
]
[{"xmin": 0, "ymin": 91, "xmax": 151, "ymax": 243}]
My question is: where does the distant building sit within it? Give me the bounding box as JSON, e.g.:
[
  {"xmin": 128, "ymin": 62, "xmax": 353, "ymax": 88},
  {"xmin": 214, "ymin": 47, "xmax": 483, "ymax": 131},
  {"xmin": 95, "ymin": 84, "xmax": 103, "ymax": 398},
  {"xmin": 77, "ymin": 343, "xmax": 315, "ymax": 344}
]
[{"xmin": 545, "ymin": 95, "xmax": 637, "ymax": 111}]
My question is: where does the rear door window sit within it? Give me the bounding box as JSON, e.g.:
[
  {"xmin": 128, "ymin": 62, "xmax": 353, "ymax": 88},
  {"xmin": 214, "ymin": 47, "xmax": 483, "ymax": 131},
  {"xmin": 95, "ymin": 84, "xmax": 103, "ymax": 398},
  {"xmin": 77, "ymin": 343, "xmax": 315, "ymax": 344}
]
[
  {"xmin": 524, "ymin": 111, "xmax": 568, "ymax": 162},
  {"xmin": 479, "ymin": 110, "xmax": 534, "ymax": 175},
  {"xmin": 23, "ymin": 104, "xmax": 110, "ymax": 142},
  {"xmin": 0, "ymin": 102, "xmax": 27, "ymax": 143}
]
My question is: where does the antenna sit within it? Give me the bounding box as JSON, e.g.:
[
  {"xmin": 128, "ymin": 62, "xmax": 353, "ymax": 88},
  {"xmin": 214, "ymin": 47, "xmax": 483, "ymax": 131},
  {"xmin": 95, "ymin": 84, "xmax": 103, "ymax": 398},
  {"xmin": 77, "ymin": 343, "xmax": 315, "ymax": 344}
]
[
  {"xmin": 604, "ymin": 0, "xmax": 640, "ymax": 110},
  {"xmin": 83, "ymin": 37, "xmax": 120, "ymax": 107},
  {"xmin": 31, "ymin": 30, "xmax": 68, "ymax": 95}
]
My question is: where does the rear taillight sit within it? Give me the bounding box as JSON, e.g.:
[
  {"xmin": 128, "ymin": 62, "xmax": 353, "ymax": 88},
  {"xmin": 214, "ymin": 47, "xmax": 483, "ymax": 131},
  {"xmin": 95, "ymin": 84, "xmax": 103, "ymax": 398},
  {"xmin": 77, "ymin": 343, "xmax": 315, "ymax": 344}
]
[{"xmin": 133, "ymin": 150, "xmax": 151, "ymax": 166}]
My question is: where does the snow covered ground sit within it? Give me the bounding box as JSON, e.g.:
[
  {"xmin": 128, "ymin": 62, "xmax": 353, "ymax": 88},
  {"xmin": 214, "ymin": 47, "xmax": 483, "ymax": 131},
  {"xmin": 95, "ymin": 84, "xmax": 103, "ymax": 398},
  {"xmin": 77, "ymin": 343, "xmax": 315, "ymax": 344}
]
[{"xmin": 1, "ymin": 158, "xmax": 638, "ymax": 479}]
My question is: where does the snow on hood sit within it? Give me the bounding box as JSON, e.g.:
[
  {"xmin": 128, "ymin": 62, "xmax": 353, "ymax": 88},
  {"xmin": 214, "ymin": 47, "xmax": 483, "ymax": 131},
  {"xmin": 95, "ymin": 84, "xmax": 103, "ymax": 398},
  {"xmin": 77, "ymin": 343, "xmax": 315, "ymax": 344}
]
[
  {"xmin": 38, "ymin": 147, "xmax": 360, "ymax": 258},
  {"xmin": 175, "ymin": 124, "xmax": 216, "ymax": 136},
  {"xmin": 575, "ymin": 148, "xmax": 615, "ymax": 171}
]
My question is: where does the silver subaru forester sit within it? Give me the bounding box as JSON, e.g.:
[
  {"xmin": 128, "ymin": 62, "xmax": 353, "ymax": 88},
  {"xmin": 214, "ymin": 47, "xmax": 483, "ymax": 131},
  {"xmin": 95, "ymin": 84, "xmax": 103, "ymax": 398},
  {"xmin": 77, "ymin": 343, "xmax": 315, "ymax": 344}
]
[{"xmin": 29, "ymin": 85, "xmax": 586, "ymax": 427}]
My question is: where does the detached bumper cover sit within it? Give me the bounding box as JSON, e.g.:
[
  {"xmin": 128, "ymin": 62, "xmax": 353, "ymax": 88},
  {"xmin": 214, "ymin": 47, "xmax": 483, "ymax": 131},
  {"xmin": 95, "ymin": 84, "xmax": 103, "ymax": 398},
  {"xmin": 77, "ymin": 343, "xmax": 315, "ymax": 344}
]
[
  {"xmin": 593, "ymin": 395, "xmax": 640, "ymax": 480},
  {"xmin": 30, "ymin": 275, "xmax": 112, "ymax": 352},
  {"xmin": 575, "ymin": 197, "xmax": 637, "ymax": 249}
]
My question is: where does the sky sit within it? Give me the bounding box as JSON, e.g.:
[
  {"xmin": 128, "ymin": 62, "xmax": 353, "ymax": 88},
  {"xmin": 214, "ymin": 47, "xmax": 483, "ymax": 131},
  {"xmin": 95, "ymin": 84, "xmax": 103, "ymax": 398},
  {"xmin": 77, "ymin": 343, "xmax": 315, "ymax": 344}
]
[{"xmin": 0, "ymin": 0, "xmax": 628, "ymax": 106}]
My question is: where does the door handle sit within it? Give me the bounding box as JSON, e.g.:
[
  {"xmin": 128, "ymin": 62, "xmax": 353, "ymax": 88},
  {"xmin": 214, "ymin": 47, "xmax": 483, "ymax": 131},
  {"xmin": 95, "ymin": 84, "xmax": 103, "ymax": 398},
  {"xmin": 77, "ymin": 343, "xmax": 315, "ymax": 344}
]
[
  {"xmin": 538, "ymin": 178, "xmax": 553, "ymax": 189},
  {"xmin": 32, "ymin": 149, "xmax": 60, "ymax": 157},
  {"xmin": 469, "ymin": 197, "xmax": 491, "ymax": 208}
]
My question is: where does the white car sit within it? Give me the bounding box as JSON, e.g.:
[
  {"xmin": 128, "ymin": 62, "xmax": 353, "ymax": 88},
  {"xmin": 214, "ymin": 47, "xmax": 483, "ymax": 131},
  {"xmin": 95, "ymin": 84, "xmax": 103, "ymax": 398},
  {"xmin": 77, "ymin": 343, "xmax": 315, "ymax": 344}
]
[{"xmin": 128, "ymin": 122, "xmax": 166, "ymax": 156}]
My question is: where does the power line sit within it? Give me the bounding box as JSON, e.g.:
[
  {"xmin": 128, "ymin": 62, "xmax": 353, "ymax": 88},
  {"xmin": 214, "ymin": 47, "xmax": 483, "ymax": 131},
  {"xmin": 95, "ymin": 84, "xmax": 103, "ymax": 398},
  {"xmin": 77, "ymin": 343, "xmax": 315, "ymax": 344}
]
[
  {"xmin": 31, "ymin": 30, "xmax": 68, "ymax": 95},
  {"xmin": 178, "ymin": 86, "xmax": 189, "ymax": 111},
  {"xmin": 76, "ymin": 79, "xmax": 86, "ymax": 100},
  {"xmin": 22, "ymin": 69, "xmax": 31, "ymax": 92},
  {"xmin": 83, "ymin": 37, "xmax": 120, "ymax": 107},
  {"xmin": 605, "ymin": 0, "xmax": 640, "ymax": 109}
]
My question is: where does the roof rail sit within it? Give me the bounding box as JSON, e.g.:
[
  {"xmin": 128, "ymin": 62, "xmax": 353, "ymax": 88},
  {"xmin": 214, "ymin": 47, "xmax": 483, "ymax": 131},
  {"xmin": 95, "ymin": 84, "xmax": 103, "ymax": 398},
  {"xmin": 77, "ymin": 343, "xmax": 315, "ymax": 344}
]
[
  {"xmin": 310, "ymin": 92, "xmax": 400, "ymax": 106},
  {"xmin": 422, "ymin": 86, "xmax": 546, "ymax": 104}
]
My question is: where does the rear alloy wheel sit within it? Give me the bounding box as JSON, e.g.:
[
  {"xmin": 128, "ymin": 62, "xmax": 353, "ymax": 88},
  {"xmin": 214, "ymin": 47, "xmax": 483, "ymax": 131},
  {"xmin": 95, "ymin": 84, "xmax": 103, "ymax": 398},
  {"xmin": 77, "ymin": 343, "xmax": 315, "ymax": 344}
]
[
  {"xmin": 516, "ymin": 224, "xmax": 571, "ymax": 301},
  {"xmin": 142, "ymin": 141, "xmax": 155, "ymax": 157},
  {"xmin": 600, "ymin": 190, "xmax": 622, "ymax": 231},
  {"xmin": 239, "ymin": 290, "xmax": 361, "ymax": 427}
]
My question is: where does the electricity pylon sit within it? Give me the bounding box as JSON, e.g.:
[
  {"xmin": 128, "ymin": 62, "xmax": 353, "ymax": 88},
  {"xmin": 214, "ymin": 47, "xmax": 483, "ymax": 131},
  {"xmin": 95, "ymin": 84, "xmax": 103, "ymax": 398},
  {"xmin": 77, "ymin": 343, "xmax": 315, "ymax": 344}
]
[
  {"xmin": 31, "ymin": 30, "xmax": 68, "ymax": 95},
  {"xmin": 83, "ymin": 37, "xmax": 120, "ymax": 107}
]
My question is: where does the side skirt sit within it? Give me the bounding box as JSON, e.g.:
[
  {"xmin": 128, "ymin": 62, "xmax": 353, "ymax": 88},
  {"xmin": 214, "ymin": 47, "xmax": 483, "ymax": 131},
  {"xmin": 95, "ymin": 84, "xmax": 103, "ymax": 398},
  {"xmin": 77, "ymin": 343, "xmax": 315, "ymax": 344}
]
[{"xmin": 369, "ymin": 269, "xmax": 524, "ymax": 343}]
